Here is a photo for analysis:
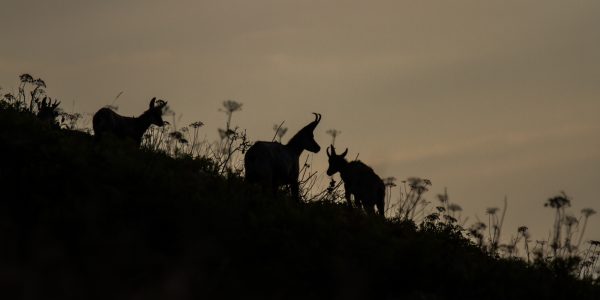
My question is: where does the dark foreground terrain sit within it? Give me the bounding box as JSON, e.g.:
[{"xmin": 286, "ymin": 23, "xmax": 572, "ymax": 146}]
[{"xmin": 0, "ymin": 108, "xmax": 598, "ymax": 299}]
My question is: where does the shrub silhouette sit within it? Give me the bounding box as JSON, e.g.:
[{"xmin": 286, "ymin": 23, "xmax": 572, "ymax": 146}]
[
  {"xmin": 35, "ymin": 97, "xmax": 61, "ymax": 127},
  {"xmin": 0, "ymin": 101, "xmax": 599, "ymax": 299}
]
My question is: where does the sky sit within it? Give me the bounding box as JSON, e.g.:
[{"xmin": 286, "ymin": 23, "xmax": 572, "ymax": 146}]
[{"xmin": 1, "ymin": 0, "xmax": 599, "ymax": 245}]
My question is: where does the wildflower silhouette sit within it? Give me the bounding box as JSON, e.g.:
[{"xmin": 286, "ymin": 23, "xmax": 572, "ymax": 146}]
[
  {"xmin": 577, "ymin": 208, "xmax": 597, "ymax": 248},
  {"xmin": 545, "ymin": 191, "xmax": 571, "ymax": 256},
  {"xmin": 326, "ymin": 128, "xmax": 341, "ymax": 146},
  {"xmin": 272, "ymin": 123, "xmax": 288, "ymax": 143}
]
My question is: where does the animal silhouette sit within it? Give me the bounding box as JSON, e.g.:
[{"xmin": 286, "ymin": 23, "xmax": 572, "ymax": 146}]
[
  {"xmin": 326, "ymin": 145, "xmax": 385, "ymax": 216},
  {"xmin": 36, "ymin": 97, "xmax": 60, "ymax": 128},
  {"xmin": 244, "ymin": 113, "xmax": 322, "ymax": 201},
  {"xmin": 93, "ymin": 97, "xmax": 167, "ymax": 145}
]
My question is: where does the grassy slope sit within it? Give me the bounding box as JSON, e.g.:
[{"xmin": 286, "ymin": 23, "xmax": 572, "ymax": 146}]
[{"xmin": 0, "ymin": 108, "xmax": 598, "ymax": 300}]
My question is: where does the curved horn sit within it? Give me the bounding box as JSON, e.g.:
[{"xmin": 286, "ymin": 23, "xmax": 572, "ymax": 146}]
[
  {"xmin": 340, "ymin": 148, "xmax": 348, "ymax": 157},
  {"xmin": 326, "ymin": 145, "xmax": 332, "ymax": 157},
  {"xmin": 304, "ymin": 112, "xmax": 321, "ymax": 131},
  {"xmin": 149, "ymin": 97, "xmax": 156, "ymax": 108},
  {"xmin": 312, "ymin": 112, "xmax": 320, "ymax": 123}
]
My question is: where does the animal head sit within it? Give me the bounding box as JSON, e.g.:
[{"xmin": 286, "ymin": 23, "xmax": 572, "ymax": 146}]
[
  {"xmin": 36, "ymin": 97, "xmax": 60, "ymax": 125},
  {"xmin": 293, "ymin": 113, "xmax": 322, "ymax": 153},
  {"xmin": 144, "ymin": 97, "xmax": 168, "ymax": 127},
  {"xmin": 326, "ymin": 144, "xmax": 348, "ymax": 176}
]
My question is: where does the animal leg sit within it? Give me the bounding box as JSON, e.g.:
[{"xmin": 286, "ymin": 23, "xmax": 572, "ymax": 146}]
[
  {"xmin": 345, "ymin": 190, "xmax": 353, "ymax": 208},
  {"xmin": 376, "ymin": 186, "xmax": 386, "ymax": 217},
  {"xmin": 354, "ymin": 196, "xmax": 364, "ymax": 211},
  {"xmin": 251, "ymin": 173, "xmax": 274, "ymax": 197},
  {"xmin": 376, "ymin": 198, "xmax": 385, "ymax": 217},
  {"xmin": 290, "ymin": 182, "xmax": 301, "ymax": 202},
  {"xmin": 362, "ymin": 199, "xmax": 376, "ymax": 215},
  {"xmin": 267, "ymin": 177, "xmax": 278, "ymax": 197}
]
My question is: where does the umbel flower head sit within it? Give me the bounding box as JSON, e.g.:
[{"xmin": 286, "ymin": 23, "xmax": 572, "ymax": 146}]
[{"xmin": 544, "ymin": 191, "xmax": 571, "ymax": 209}]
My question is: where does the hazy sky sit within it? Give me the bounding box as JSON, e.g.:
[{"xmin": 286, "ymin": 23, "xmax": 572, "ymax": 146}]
[{"xmin": 1, "ymin": 1, "xmax": 599, "ymax": 244}]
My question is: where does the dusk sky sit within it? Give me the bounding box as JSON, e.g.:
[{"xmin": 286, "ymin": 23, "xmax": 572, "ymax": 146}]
[{"xmin": 1, "ymin": 1, "xmax": 599, "ymax": 243}]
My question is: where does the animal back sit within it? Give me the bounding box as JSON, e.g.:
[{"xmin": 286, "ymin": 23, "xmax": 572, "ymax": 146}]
[{"xmin": 93, "ymin": 107, "xmax": 115, "ymax": 136}]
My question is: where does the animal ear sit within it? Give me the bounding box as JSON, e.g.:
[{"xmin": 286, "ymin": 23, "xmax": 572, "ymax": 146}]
[
  {"xmin": 326, "ymin": 146, "xmax": 331, "ymax": 157},
  {"xmin": 341, "ymin": 148, "xmax": 348, "ymax": 158},
  {"xmin": 149, "ymin": 97, "xmax": 156, "ymax": 109}
]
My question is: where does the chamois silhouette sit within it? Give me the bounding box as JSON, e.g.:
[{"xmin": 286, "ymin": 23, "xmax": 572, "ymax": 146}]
[
  {"xmin": 92, "ymin": 97, "xmax": 167, "ymax": 145},
  {"xmin": 36, "ymin": 97, "xmax": 60, "ymax": 128},
  {"xmin": 326, "ymin": 145, "xmax": 385, "ymax": 216},
  {"xmin": 244, "ymin": 113, "xmax": 322, "ymax": 201}
]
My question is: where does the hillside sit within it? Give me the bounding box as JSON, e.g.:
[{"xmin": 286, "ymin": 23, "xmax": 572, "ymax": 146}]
[{"xmin": 0, "ymin": 107, "xmax": 598, "ymax": 300}]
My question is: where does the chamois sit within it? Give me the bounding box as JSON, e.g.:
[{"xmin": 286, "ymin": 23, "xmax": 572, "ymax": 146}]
[
  {"xmin": 92, "ymin": 97, "xmax": 167, "ymax": 145},
  {"xmin": 326, "ymin": 145, "xmax": 385, "ymax": 216},
  {"xmin": 244, "ymin": 113, "xmax": 322, "ymax": 201},
  {"xmin": 36, "ymin": 97, "xmax": 60, "ymax": 128}
]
